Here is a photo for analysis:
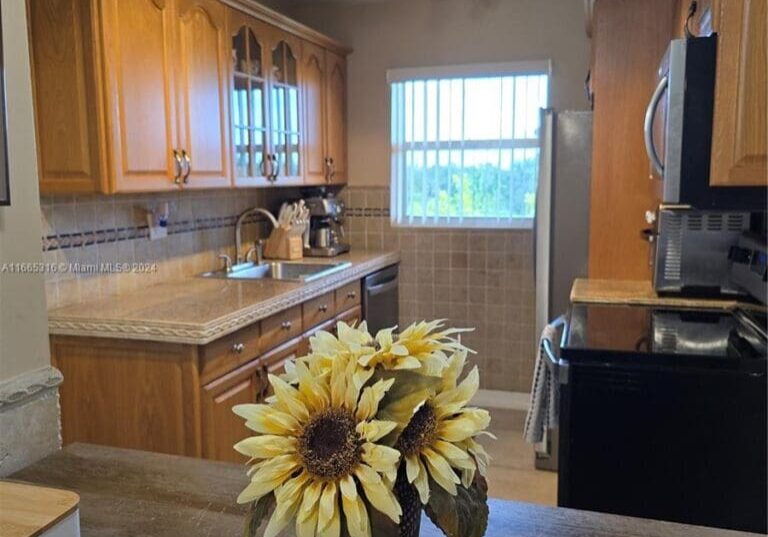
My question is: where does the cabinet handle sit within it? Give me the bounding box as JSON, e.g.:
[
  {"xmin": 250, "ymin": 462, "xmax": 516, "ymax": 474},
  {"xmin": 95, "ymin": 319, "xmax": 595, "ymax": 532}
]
[
  {"xmin": 181, "ymin": 150, "xmax": 191, "ymax": 184},
  {"xmin": 173, "ymin": 149, "xmax": 183, "ymax": 185},
  {"xmin": 281, "ymin": 320, "xmax": 292, "ymax": 330},
  {"xmin": 329, "ymin": 157, "xmax": 336, "ymax": 180},
  {"xmin": 324, "ymin": 157, "xmax": 332, "ymax": 183},
  {"xmin": 346, "ymin": 291, "xmax": 356, "ymax": 299},
  {"xmin": 318, "ymin": 304, "xmax": 328, "ymax": 313},
  {"xmin": 232, "ymin": 342, "xmax": 245, "ymax": 354}
]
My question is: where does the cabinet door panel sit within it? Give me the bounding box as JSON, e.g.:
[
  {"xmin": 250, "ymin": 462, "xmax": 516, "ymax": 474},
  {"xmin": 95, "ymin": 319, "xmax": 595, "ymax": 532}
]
[
  {"xmin": 101, "ymin": 0, "xmax": 176, "ymax": 191},
  {"xmin": 177, "ymin": 0, "xmax": 231, "ymax": 188},
  {"xmin": 30, "ymin": 0, "xmax": 107, "ymax": 193},
  {"xmin": 266, "ymin": 29, "xmax": 303, "ymax": 185},
  {"xmin": 325, "ymin": 51, "xmax": 347, "ymax": 184},
  {"xmin": 227, "ymin": 10, "xmax": 272, "ymax": 185},
  {"xmin": 201, "ymin": 359, "xmax": 263, "ymax": 462},
  {"xmin": 260, "ymin": 339, "xmax": 300, "ymax": 399},
  {"xmin": 302, "ymin": 41, "xmax": 327, "ymax": 184},
  {"xmin": 710, "ymin": 0, "xmax": 767, "ymax": 186}
]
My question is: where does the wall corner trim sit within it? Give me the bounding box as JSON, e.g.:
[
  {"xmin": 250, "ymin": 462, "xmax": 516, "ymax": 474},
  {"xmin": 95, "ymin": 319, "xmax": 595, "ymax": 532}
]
[{"xmin": 0, "ymin": 366, "xmax": 63, "ymax": 411}]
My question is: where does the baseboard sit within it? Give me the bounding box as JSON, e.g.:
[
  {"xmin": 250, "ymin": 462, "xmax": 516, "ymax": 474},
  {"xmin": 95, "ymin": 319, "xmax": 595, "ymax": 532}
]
[{"xmin": 472, "ymin": 389, "xmax": 530, "ymax": 410}]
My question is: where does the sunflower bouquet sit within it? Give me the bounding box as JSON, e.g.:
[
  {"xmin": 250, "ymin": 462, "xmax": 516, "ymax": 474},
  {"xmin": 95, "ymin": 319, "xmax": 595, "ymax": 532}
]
[{"xmin": 233, "ymin": 320, "xmax": 492, "ymax": 537}]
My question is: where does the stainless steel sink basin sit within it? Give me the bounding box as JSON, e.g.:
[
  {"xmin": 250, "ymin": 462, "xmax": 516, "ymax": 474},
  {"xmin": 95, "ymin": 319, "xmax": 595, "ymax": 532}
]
[{"xmin": 200, "ymin": 261, "xmax": 351, "ymax": 282}]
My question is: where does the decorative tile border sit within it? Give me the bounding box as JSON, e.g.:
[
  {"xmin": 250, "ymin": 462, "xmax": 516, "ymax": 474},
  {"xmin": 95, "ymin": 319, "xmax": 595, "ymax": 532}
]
[
  {"xmin": 41, "ymin": 213, "xmax": 265, "ymax": 252},
  {"xmin": 346, "ymin": 207, "xmax": 390, "ymax": 217}
]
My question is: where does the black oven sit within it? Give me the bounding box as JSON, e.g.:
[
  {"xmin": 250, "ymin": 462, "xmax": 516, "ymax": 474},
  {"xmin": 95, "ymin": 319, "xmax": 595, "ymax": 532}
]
[{"xmin": 550, "ymin": 304, "xmax": 767, "ymax": 533}]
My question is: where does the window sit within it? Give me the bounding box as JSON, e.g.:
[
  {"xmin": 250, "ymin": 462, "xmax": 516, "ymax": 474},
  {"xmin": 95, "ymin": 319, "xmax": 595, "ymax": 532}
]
[{"xmin": 388, "ymin": 62, "xmax": 550, "ymax": 228}]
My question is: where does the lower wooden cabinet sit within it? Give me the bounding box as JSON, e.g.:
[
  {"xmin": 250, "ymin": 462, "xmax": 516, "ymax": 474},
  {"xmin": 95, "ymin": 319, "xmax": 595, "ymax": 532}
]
[
  {"xmin": 201, "ymin": 357, "xmax": 266, "ymax": 463},
  {"xmin": 51, "ymin": 280, "xmax": 370, "ymax": 462},
  {"xmin": 259, "ymin": 338, "xmax": 302, "ymax": 400}
]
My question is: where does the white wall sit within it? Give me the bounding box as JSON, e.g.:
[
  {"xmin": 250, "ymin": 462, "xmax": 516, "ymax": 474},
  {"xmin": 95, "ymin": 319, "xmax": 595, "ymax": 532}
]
[
  {"xmin": 288, "ymin": 0, "xmax": 590, "ymax": 186},
  {"xmin": 0, "ymin": 0, "xmax": 60, "ymax": 476}
]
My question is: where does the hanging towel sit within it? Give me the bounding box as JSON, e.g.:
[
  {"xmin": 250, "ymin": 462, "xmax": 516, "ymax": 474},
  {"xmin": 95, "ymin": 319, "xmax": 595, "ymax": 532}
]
[{"xmin": 523, "ymin": 321, "xmax": 560, "ymax": 444}]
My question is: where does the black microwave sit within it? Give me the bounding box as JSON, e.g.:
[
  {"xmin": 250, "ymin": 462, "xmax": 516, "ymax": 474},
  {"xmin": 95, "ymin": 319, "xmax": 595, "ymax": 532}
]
[{"xmin": 644, "ymin": 35, "xmax": 766, "ymax": 211}]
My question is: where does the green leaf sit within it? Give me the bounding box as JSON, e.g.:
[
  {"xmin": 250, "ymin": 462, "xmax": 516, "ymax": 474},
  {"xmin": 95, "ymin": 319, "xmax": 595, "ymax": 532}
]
[
  {"xmin": 424, "ymin": 474, "xmax": 489, "ymax": 537},
  {"xmin": 243, "ymin": 493, "xmax": 275, "ymax": 537}
]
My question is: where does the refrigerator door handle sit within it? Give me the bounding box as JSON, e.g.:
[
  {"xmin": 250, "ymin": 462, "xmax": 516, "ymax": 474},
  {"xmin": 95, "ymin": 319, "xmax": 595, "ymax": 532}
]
[{"xmin": 542, "ymin": 314, "xmax": 569, "ymax": 384}]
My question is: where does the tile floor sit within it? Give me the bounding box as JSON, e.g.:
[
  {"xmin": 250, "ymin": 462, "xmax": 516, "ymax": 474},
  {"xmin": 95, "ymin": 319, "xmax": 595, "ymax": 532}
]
[{"xmin": 478, "ymin": 408, "xmax": 558, "ymax": 506}]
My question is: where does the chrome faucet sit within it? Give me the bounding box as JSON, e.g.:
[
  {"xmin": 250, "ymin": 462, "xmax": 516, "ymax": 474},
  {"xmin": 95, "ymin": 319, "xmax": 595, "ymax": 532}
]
[{"xmin": 235, "ymin": 208, "xmax": 276, "ymax": 264}]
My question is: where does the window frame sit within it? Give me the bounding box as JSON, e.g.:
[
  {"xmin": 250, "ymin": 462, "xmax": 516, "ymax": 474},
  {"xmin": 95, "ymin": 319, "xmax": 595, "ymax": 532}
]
[{"xmin": 387, "ymin": 60, "xmax": 552, "ymax": 230}]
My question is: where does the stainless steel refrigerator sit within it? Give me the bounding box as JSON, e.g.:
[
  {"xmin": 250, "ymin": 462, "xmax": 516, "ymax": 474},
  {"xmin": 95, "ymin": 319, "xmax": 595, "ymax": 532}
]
[{"xmin": 533, "ymin": 109, "xmax": 592, "ymax": 471}]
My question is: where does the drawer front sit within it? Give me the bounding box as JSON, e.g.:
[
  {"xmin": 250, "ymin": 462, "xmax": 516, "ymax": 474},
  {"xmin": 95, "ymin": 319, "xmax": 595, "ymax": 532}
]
[
  {"xmin": 336, "ymin": 280, "xmax": 361, "ymax": 312},
  {"xmin": 200, "ymin": 323, "xmax": 260, "ymax": 384},
  {"xmin": 303, "ymin": 291, "xmax": 336, "ymax": 330},
  {"xmin": 261, "ymin": 305, "xmax": 302, "ymax": 352}
]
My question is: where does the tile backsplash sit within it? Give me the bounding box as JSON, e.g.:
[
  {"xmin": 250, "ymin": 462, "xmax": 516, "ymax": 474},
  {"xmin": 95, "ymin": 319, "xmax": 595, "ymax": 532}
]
[
  {"xmin": 339, "ymin": 186, "xmax": 536, "ymax": 392},
  {"xmin": 40, "ymin": 185, "xmax": 535, "ymax": 393},
  {"xmin": 40, "ymin": 189, "xmax": 291, "ymax": 309}
]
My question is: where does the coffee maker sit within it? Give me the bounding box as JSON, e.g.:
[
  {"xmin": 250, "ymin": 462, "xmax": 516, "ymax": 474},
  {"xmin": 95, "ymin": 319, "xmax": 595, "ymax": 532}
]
[{"xmin": 303, "ymin": 193, "xmax": 350, "ymax": 257}]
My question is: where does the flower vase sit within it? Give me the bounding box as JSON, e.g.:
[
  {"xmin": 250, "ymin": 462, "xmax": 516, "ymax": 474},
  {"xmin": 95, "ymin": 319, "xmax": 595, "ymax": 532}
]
[{"xmin": 394, "ymin": 467, "xmax": 422, "ymax": 537}]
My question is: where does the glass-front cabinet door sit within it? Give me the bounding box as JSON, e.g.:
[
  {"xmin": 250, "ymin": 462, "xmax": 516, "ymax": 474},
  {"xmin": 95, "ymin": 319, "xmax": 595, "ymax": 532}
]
[
  {"xmin": 228, "ymin": 12, "xmax": 270, "ymax": 184},
  {"xmin": 267, "ymin": 34, "xmax": 302, "ymax": 184}
]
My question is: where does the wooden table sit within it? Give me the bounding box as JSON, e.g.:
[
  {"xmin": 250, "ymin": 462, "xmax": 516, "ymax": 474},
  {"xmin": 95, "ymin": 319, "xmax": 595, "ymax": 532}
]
[{"xmin": 9, "ymin": 444, "xmax": 759, "ymax": 537}]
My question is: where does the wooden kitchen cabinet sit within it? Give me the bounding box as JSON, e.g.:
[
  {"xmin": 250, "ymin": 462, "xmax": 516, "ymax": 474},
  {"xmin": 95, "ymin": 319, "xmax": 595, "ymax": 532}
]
[
  {"xmin": 300, "ymin": 42, "xmax": 348, "ymax": 185},
  {"xmin": 301, "ymin": 40, "xmax": 329, "ymax": 184},
  {"xmin": 200, "ymin": 357, "xmax": 265, "ymax": 462},
  {"xmin": 325, "ymin": 50, "xmax": 348, "ymax": 184},
  {"xmin": 709, "ymin": 0, "xmax": 767, "ymax": 187},
  {"xmin": 258, "ymin": 337, "xmax": 302, "ymax": 399},
  {"xmin": 29, "ymin": 0, "xmax": 350, "ymax": 194},
  {"xmin": 587, "ymin": 0, "xmax": 677, "ymax": 281},
  {"xmin": 175, "ymin": 0, "xmax": 232, "ymax": 189},
  {"xmin": 98, "ymin": 0, "xmax": 179, "ymax": 192}
]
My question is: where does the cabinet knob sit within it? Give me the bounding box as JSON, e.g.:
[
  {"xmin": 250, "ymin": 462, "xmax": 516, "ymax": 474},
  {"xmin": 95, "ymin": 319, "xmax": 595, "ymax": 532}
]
[
  {"xmin": 346, "ymin": 291, "xmax": 356, "ymax": 299},
  {"xmin": 232, "ymin": 342, "xmax": 245, "ymax": 354},
  {"xmin": 319, "ymin": 304, "xmax": 328, "ymax": 313},
  {"xmin": 281, "ymin": 320, "xmax": 292, "ymax": 330}
]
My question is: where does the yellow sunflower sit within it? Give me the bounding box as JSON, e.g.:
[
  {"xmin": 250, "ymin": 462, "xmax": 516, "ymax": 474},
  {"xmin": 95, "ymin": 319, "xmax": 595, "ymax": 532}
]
[
  {"xmin": 233, "ymin": 354, "xmax": 403, "ymax": 537},
  {"xmin": 382, "ymin": 349, "xmax": 492, "ymax": 504}
]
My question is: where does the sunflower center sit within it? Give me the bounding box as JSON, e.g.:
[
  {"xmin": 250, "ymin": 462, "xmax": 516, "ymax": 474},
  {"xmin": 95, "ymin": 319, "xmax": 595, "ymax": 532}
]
[
  {"xmin": 397, "ymin": 403, "xmax": 438, "ymax": 457},
  {"xmin": 298, "ymin": 407, "xmax": 362, "ymax": 479}
]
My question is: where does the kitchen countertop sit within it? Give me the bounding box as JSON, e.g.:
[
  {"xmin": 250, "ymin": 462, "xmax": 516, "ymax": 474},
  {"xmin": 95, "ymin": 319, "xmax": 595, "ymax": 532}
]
[
  {"xmin": 47, "ymin": 251, "xmax": 399, "ymax": 345},
  {"xmin": 571, "ymin": 278, "xmax": 765, "ymax": 311},
  {"xmin": 10, "ymin": 444, "xmax": 758, "ymax": 537}
]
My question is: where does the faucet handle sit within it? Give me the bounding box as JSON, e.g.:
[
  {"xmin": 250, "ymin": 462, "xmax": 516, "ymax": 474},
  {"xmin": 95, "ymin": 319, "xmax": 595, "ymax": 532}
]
[{"xmin": 218, "ymin": 254, "xmax": 233, "ymax": 273}]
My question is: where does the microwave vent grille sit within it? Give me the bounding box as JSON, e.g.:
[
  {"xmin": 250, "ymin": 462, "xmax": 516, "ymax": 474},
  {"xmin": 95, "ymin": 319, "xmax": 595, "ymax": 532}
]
[
  {"xmin": 706, "ymin": 214, "xmax": 723, "ymax": 231},
  {"xmin": 687, "ymin": 214, "xmax": 703, "ymax": 231},
  {"xmin": 727, "ymin": 214, "xmax": 746, "ymax": 231},
  {"xmin": 663, "ymin": 213, "xmax": 684, "ymax": 282}
]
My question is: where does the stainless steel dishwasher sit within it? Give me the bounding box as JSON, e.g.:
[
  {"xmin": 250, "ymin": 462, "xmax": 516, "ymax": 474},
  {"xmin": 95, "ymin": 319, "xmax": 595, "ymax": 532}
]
[{"xmin": 363, "ymin": 264, "xmax": 399, "ymax": 334}]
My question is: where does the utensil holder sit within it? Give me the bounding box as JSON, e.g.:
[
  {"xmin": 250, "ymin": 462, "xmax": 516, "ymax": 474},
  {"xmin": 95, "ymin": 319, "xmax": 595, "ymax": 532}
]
[{"xmin": 264, "ymin": 228, "xmax": 303, "ymax": 260}]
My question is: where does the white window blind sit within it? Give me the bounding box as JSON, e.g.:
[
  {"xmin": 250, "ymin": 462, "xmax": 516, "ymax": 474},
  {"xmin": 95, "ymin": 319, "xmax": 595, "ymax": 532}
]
[{"xmin": 389, "ymin": 61, "xmax": 550, "ymax": 229}]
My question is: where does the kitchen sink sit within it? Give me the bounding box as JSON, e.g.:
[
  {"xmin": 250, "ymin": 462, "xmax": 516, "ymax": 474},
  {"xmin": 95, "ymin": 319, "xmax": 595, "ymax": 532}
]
[{"xmin": 200, "ymin": 261, "xmax": 351, "ymax": 282}]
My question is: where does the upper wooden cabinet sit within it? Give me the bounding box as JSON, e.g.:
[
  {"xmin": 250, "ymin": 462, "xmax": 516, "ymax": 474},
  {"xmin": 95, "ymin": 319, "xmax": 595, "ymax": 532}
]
[
  {"xmin": 325, "ymin": 51, "xmax": 348, "ymax": 184},
  {"xmin": 29, "ymin": 0, "xmax": 350, "ymax": 194},
  {"xmin": 587, "ymin": 0, "xmax": 675, "ymax": 281},
  {"xmin": 227, "ymin": 10, "xmax": 304, "ymax": 186},
  {"xmin": 99, "ymin": 0, "xmax": 180, "ymax": 192},
  {"xmin": 175, "ymin": 0, "xmax": 232, "ymax": 189},
  {"xmin": 301, "ymin": 42, "xmax": 348, "ymax": 185},
  {"xmin": 709, "ymin": 0, "xmax": 767, "ymax": 187}
]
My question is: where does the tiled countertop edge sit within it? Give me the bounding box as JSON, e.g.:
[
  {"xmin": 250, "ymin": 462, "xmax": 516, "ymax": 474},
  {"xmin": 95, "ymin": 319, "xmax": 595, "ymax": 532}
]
[{"xmin": 48, "ymin": 252, "xmax": 400, "ymax": 345}]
